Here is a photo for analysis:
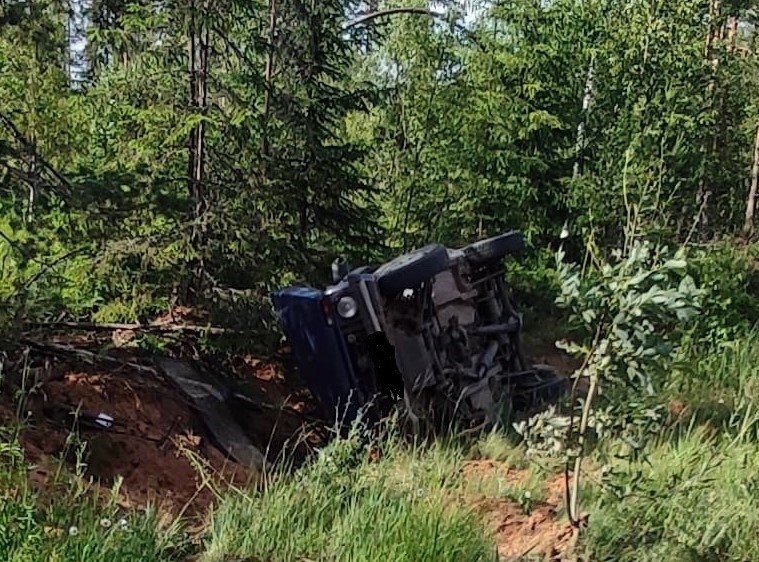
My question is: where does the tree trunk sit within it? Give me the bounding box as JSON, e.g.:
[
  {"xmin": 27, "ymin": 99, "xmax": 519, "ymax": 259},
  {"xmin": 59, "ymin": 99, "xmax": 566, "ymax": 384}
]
[
  {"xmin": 261, "ymin": 0, "xmax": 277, "ymax": 160},
  {"xmin": 743, "ymin": 123, "xmax": 759, "ymax": 235},
  {"xmin": 727, "ymin": 16, "xmax": 738, "ymax": 53},
  {"xmin": 187, "ymin": 0, "xmax": 210, "ymax": 290},
  {"xmin": 187, "ymin": 0, "xmax": 198, "ymax": 214},
  {"xmin": 65, "ymin": 0, "xmax": 72, "ymax": 82},
  {"xmin": 573, "ymin": 54, "xmax": 595, "ymax": 179},
  {"xmin": 26, "ymin": 148, "xmax": 37, "ymax": 224},
  {"xmin": 696, "ymin": 0, "xmax": 723, "ymax": 238}
]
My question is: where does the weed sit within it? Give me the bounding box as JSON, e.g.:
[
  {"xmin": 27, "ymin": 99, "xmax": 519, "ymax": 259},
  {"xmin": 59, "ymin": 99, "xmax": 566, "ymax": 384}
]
[
  {"xmin": 583, "ymin": 426, "xmax": 759, "ymax": 562},
  {"xmin": 202, "ymin": 423, "xmax": 496, "ymax": 562},
  {"xmin": 0, "ymin": 433, "xmax": 190, "ymax": 562},
  {"xmin": 582, "ymin": 327, "xmax": 759, "ymax": 561},
  {"xmin": 474, "ymin": 429, "xmax": 528, "ymax": 469}
]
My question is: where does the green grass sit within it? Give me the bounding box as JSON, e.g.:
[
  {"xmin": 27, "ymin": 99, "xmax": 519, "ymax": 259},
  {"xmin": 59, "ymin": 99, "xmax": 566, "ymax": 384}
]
[
  {"xmin": 7, "ymin": 329, "xmax": 759, "ymax": 562},
  {"xmin": 201, "ymin": 422, "xmax": 497, "ymax": 562},
  {"xmin": 0, "ymin": 432, "xmax": 189, "ymax": 562},
  {"xmin": 473, "ymin": 429, "xmax": 529, "ymax": 468},
  {"xmin": 667, "ymin": 330, "xmax": 759, "ymax": 425},
  {"xmin": 581, "ymin": 329, "xmax": 759, "ymax": 561},
  {"xmin": 0, "ymin": 416, "xmax": 504, "ymax": 562},
  {"xmin": 583, "ymin": 426, "xmax": 759, "ymax": 562}
]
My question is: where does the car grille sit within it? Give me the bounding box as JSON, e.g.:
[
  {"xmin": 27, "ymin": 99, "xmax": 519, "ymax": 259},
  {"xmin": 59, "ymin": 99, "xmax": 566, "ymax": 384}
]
[{"xmin": 337, "ymin": 314, "xmax": 364, "ymax": 337}]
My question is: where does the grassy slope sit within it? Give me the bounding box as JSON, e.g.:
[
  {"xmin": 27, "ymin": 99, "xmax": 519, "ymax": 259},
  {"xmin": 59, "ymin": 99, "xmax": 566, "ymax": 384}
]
[
  {"xmin": 0, "ymin": 421, "xmax": 503, "ymax": 562},
  {"xmin": 202, "ymin": 425, "xmax": 497, "ymax": 562},
  {"xmin": 581, "ymin": 330, "xmax": 759, "ymax": 561},
  {"xmin": 4, "ymin": 332, "xmax": 759, "ymax": 561},
  {"xmin": 0, "ymin": 432, "xmax": 188, "ymax": 562}
]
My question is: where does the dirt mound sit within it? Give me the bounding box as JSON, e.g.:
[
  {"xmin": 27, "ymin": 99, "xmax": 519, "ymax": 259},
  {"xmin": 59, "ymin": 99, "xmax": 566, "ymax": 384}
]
[
  {"xmin": 3, "ymin": 348, "xmax": 321, "ymax": 516},
  {"xmin": 462, "ymin": 460, "xmax": 576, "ymax": 560}
]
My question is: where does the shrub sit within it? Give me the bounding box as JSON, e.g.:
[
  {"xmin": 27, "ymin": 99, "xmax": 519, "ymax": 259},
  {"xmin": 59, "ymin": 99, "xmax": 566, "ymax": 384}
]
[{"xmin": 685, "ymin": 241, "xmax": 759, "ymax": 343}]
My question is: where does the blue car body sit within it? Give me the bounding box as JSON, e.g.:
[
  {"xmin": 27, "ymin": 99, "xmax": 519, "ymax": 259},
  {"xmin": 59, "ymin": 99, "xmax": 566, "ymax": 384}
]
[
  {"xmin": 271, "ymin": 271, "xmax": 393, "ymax": 424},
  {"xmin": 271, "ymin": 286, "xmax": 362, "ymax": 422}
]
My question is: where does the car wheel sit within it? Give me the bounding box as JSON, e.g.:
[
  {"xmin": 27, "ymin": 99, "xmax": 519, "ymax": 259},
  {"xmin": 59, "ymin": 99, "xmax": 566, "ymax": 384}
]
[
  {"xmin": 375, "ymin": 244, "xmax": 450, "ymax": 296},
  {"xmin": 463, "ymin": 231, "xmax": 525, "ymax": 266}
]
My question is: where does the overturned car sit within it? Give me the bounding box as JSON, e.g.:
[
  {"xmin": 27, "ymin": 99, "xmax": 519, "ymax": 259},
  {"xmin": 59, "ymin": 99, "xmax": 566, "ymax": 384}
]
[{"xmin": 272, "ymin": 232, "xmax": 565, "ymax": 429}]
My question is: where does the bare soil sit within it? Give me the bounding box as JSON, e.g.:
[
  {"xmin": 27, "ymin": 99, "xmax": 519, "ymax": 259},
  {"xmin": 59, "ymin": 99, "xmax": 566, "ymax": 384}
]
[
  {"xmin": 463, "ymin": 460, "xmax": 577, "ymax": 561},
  {"xmin": 1, "ymin": 320, "xmax": 579, "ymax": 555},
  {"xmin": 3, "ymin": 343, "xmax": 322, "ymax": 516}
]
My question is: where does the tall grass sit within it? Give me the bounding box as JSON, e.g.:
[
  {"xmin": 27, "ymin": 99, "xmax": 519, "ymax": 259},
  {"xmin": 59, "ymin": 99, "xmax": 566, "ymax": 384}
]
[
  {"xmin": 201, "ymin": 423, "xmax": 497, "ymax": 562},
  {"xmin": 584, "ymin": 426, "xmax": 759, "ymax": 562},
  {"xmin": 668, "ymin": 330, "xmax": 759, "ymax": 419},
  {"xmin": 582, "ymin": 329, "xmax": 759, "ymax": 561},
  {"xmin": 0, "ymin": 429, "xmax": 188, "ymax": 562}
]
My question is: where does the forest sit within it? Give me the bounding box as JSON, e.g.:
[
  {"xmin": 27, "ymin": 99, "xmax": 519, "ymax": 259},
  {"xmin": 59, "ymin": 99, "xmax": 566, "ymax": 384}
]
[{"xmin": 3, "ymin": 0, "xmax": 759, "ymax": 560}]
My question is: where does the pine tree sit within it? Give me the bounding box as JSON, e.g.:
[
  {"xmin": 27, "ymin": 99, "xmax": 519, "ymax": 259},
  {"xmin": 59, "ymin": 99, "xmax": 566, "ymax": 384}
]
[{"xmin": 264, "ymin": 0, "xmax": 382, "ymax": 279}]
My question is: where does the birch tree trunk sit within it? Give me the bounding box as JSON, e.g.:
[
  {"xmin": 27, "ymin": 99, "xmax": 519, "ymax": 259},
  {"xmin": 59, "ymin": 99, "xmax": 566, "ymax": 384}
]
[
  {"xmin": 187, "ymin": 0, "xmax": 210, "ymax": 287},
  {"xmin": 573, "ymin": 54, "xmax": 595, "ymax": 179},
  {"xmin": 743, "ymin": 123, "xmax": 759, "ymax": 235}
]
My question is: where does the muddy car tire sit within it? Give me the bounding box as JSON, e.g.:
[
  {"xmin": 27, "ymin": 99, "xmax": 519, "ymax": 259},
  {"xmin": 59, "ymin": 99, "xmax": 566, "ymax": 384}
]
[
  {"xmin": 463, "ymin": 231, "xmax": 525, "ymax": 266},
  {"xmin": 375, "ymin": 244, "xmax": 450, "ymax": 296}
]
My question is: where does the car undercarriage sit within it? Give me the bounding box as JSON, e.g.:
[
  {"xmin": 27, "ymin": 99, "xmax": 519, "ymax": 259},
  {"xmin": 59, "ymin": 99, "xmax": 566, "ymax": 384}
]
[{"xmin": 273, "ymin": 232, "xmax": 567, "ymax": 430}]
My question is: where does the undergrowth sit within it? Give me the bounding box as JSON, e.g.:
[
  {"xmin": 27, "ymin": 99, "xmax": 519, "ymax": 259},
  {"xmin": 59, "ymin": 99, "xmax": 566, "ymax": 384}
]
[
  {"xmin": 584, "ymin": 427, "xmax": 759, "ymax": 561},
  {"xmin": 3, "ymin": 240, "xmax": 759, "ymax": 561},
  {"xmin": 581, "ymin": 329, "xmax": 759, "ymax": 561},
  {"xmin": 202, "ymin": 422, "xmax": 497, "ymax": 562},
  {"xmin": 0, "ymin": 429, "xmax": 189, "ymax": 562},
  {"xmin": 0, "ymin": 418, "xmax": 503, "ymax": 562}
]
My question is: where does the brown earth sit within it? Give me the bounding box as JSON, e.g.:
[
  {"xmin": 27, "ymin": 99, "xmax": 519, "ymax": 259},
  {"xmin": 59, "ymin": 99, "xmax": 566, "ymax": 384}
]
[
  {"xmin": 462, "ymin": 460, "xmax": 578, "ymax": 561},
  {"xmin": 462, "ymin": 460, "xmax": 574, "ymax": 562},
  {"xmin": 2, "ymin": 320, "xmax": 579, "ymax": 552},
  {"xmin": 2, "ymin": 342, "xmax": 322, "ymax": 516}
]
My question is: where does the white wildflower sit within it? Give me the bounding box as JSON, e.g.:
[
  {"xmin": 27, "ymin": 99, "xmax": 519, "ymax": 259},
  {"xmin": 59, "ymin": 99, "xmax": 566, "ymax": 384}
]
[
  {"xmin": 68, "ymin": 526, "xmax": 79, "ymax": 536},
  {"xmin": 100, "ymin": 518, "xmax": 112, "ymax": 529}
]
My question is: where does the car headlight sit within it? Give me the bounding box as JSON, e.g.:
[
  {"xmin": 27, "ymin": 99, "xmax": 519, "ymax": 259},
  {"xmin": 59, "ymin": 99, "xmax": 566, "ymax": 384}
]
[{"xmin": 337, "ymin": 296, "xmax": 358, "ymax": 319}]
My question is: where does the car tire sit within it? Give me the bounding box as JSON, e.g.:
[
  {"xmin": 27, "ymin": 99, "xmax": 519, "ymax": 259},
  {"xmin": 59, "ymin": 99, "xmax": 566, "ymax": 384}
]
[
  {"xmin": 463, "ymin": 231, "xmax": 525, "ymax": 266},
  {"xmin": 375, "ymin": 244, "xmax": 450, "ymax": 296}
]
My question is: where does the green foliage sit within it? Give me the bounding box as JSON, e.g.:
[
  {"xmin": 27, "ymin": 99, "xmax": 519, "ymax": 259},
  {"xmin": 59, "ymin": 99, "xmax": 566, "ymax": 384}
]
[
  {"xmin": 3, "ymin": 0, "xmax": 759, "ymax": 338},
  {"xmin": 0, "ymin": 434, "xmax": 189, "ymax": 562},
  {"xmin": 474, "ymin": 429, "xmax": 528, "ymax": 469},
  {"xmin": 3, "ymin": 3, "xmax": 759, "ymax": 559},
  {"xmin": 555, "ymin": 241, "xmax": 701, "ymax": 395},
  {"xmin": 584, "ymin": 426, "xmax": 759, "ymax": 562},
  {"xmin": 202, "ymin": 422, "xmax": 495, "ymax": 562},
  {"xmin": 667, "ymin": 328, "xmax": 759, "ymax": 430},
  {"xmin": 685, "ymin": 241, "xmax": 759, "ymax": 341},
  {"xmin": 515, "ymin": 239, "xmax": 701, "ymax": 532},
  {"xmin": 0, "ymin": 0, "xmax": 385, "ymax": 337}
]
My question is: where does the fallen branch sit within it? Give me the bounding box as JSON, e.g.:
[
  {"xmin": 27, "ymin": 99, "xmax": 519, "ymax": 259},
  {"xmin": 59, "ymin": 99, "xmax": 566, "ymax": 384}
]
[
  {"xmin": 22, "ymin": 247, "xmax": 87, "ymax": 291},
  {"xmin": 231, "ymin": 391, "xmax": 323, "ymax": 424},
  {"xmin": 0, "ymin": 111, "xmax": 72, "ymax": 193},
  {"xmin": 25, "ymin": 321, "xmax": 235, "ymax": 336},
  {"xmin": 19, "ymin": 338, "xmax": 161, "ymax": 376}
]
